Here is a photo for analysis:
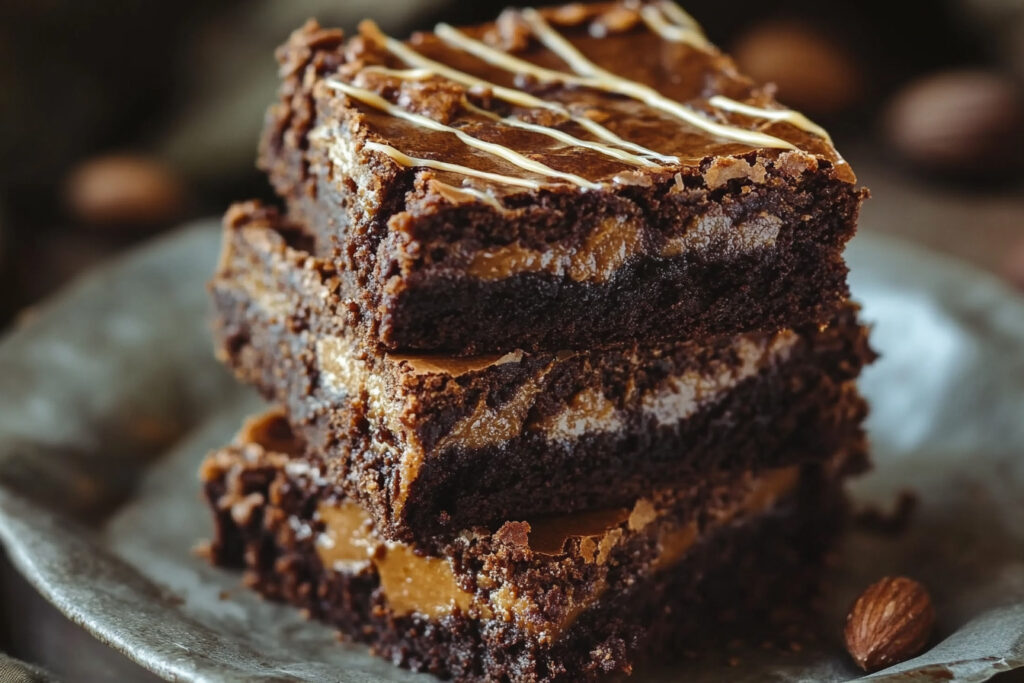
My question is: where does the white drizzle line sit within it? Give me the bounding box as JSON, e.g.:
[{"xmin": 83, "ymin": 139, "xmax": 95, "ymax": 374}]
[
  {"xmin": 433, "ymin": 181, "xmax": 504, "ymax": 209},
  {"xmin": 639, "ymin": 4, "xmax": 712, "ymax": 51},
  {"xmin": 518, "ymin": 8, "xmax": 798, "ymax": 150},
  {"xmin": 361, "ymin": 65, "xmax": 434, "ymax": 80},
  {"xmin": 656, "ymin": 1, "xmax": 705, "ymax": 34},
  {"xmin": 437, "ymin": 18, "xmax": 796, "ymax": 151},
  {"xmin": 435, "ymin": 24, "xmax": 584, "ymax": 90},
  {"xmin": 327, "ymin": 78, "xmax": 600, "ymax": 189},
  {"xmin": 520, "ymin": 9, "xmax": 602, "ymax": 77},
  {"xmin": 707, "ymin": 95, "xmax": 834, "ymax": 145},
  {"xmin": 365, "ymin": 141, "xmax": 543, "ymax": 189},
  {"xmin": 363, "ymin": 63, "xmax": 659, "ymax": 167},
  {"xmin": 653, "ymin": 2, "xmax": 840, "ymax": 153},
  {"xmin": 360, "ymin": 21, "xmax": 679, "ymax": 164},
  {"xmin": 462, "ymin": 99, "xmax": 658, "ymax": 167}
]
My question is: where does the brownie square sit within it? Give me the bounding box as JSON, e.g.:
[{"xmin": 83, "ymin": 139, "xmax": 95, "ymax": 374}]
[
  {"xmin": 202, "ymin": 411, "xmax": 853, "ymax": 682},
  {"xmin": 259, "ymin": 2, "xmax": 866, "ymax": 354}
]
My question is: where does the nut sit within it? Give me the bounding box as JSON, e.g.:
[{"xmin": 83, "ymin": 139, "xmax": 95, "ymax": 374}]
[
  {"xmin": 486, "ymin": 9, "xmax": 532, "ymax": 52},
  {"xmin": 64, "ymin": 153, "xmax": 186, "ymax": 230},
  {"xmin": 883, "ymin": 70, "xmax": 1024, "ymax": 178},
  {"xmin": 1002, "ymin": 235, "xmax": 1024, "ymax": 292},
  {"xmin": 732, "ymin": 21, "xmax": 864, "ymax": 115},
  {"xmin": 547, "ymin": 3, "xmax": 589, "ymax": 27},
  {"xmin": 844, "ymin": 576, "xmax": 935, "ymax": 673},
  {"xmin": 590, "ymin": 7, "xmax": 640, "ymax": 37}
]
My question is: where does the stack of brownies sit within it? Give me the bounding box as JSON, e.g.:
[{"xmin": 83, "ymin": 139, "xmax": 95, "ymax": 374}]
[{"xmin": 201, "ymin": 2, "xmax": 873, "ymax": 679}]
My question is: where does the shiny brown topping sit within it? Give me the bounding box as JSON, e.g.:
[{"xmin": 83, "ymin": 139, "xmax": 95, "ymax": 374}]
[
  {"xmin": 388, "ymin": 350, "xmax": 524, "ymax": 377},
  {"xmin": 318, "ymin": 2, "xmax": 849, "ymax": 201}
]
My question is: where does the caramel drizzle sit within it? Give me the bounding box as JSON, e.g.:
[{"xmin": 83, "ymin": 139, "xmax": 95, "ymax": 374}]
[
  {"xmin": 438, "ymin": 12, "xmax": 798, "ymax": 150},
  {"xmin": 360, "ymin": 21, "xmax": 679, "ymax": 164},
  {"xmin": 365, "ymin": 141, "xmax": 543, "ymax": 189},
  {"xmin": 327, "ymin": 78, "xmax": 600, "ymax": 188}
]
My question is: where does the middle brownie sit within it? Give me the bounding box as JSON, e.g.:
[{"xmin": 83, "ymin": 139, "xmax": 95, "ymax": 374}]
[{"xmin": 212, "ymin": 202, "xmax": 874, "ymax": 542}]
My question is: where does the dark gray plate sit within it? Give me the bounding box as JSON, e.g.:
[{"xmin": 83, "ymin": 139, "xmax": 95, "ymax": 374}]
[{"xmin": 0, "ymin": 222, "xmax": 1021, "ymax": 682}]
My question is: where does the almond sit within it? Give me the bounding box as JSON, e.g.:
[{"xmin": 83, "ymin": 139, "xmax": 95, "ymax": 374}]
[
  {"xmin": 548, "ymin": 3, "xmax": 589, "ymax": 27},
  {"xmin": 590, "ymin": 7, "xmax": 640, "ymax": 37},
  {"xmin": 64, "ymin": 153, "xmax": 186, "ymax": 229},
  {"xmin": 732, "ymin": 21, "xmax": 864, "ymax": 115},
  {"xmin": 844, "ymin": 576, "xmax": 935, "ymax": 672}
]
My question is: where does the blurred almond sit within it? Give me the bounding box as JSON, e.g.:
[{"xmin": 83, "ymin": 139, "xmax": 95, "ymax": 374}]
[
  {"xmin": 883, "ymin": 70, "xmax": 1024, "ymax": 178},
  {"xmin": 732, "ymin": 21, "xmax": 864, "ymax": 115},
  {"xmin": 65, "ymin": 153, "xmax": 186, "ymax": 230},
  {"xmin": 1002, "ymin": 236, "xmax": 1024, "ymax": 292}
]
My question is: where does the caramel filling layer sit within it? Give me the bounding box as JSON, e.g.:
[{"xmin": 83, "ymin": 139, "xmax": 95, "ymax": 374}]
[
  {"xmin": 311, "ymin": 328, "xmax": 799, "ymax": 516},
  {"xmin": 316, "ymin": 503, "xmax": 476, "ymax": 618},
  {"xmin": 464, "ymin": 210, "xmax": 781, "ymax": 283},
  {"xmin": 388, "ymin": 350, "xmax": 524, "ymax": 377},
  {"xmin": 466, "ymin": 215, "xmax": 643, "ymax": 283},
  {"xmin": 317, "ymin": 328, "xmax": 796, "ymax": 452},
  {"xmin": 312, "ymin": 466, "xmax": 800, "ymax": 630}
]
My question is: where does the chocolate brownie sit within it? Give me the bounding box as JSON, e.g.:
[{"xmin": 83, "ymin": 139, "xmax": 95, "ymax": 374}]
[
  {"xmin": 202, "ymin": 411, "xmax": 853, "ymax": 682},
  {"xmin": 259, "ymin": 1, "xmax": 867, "ymax": 354},
  {"xmin": 211, "ymin": 203, "xmax": 873, "ymax": 541}
]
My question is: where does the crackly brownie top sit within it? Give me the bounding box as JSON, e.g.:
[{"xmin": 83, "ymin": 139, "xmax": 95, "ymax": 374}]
[{"xmin": 285, "ymin": 0, "xmax": 854, "ymax": 207}]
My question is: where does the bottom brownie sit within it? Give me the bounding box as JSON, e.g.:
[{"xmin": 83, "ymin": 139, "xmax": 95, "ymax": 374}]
[{"xmin": 201, "ymin": 412, "xmax": 853, "ymax": 682}]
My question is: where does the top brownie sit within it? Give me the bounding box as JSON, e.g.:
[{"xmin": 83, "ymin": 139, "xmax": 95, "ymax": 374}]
[{"xmin": 261, "ymin": 1, "xmax": 866, "ymax": 355}]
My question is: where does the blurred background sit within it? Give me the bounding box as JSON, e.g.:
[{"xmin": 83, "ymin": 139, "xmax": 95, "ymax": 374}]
[{"xmin": 0, "ymin": 0, "xmax": 1023, "ymax": 678}]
